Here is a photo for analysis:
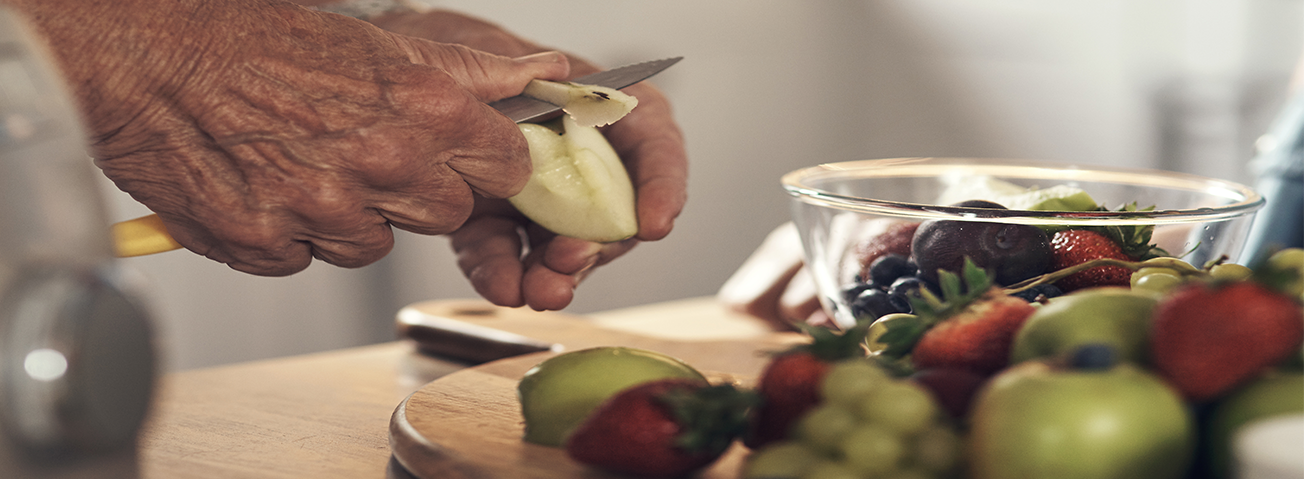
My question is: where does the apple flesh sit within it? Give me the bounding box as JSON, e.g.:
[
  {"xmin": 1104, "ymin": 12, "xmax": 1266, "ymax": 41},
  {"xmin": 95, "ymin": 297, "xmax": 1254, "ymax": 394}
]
[
  {"xmin": 509, "ymin": 114, "xmax": 638, "ymax": 243},
  {"xmin": 969, "ymin": 359, "xmax": 1194, "ymax": 479},
  {"xmin": 521, "ymin": 79, "xmax": 638, "ymax": 127},
  {"xmin": 516, "ymin": 346, "xmax": 706, "ymax": 447}
]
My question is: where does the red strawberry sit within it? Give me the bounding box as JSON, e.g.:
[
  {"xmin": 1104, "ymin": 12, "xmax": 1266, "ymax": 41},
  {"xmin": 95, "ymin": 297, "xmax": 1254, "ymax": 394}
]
[
  {"xmin": 858, "ymin": 221, "xmax": 921, "ymax": 279},
  {"xmin": 745, "ymin": 322, "xmax": 870, "ymax": 449},
  {"xmin": 1050, "ymin": 229, "xmax": 1135, "ymax": 292},
  {"xmin": 911, "ymin": 288, "xmax": 1035, "ymax": 376},
  {"xmin": 878, "ymin": 259, "xmax": 1035, "ymax": 377},
  {"xmin": 565, "ymin": 379, "xmax": 755, "ymax": 477},
  {"xmin": 1150, "ymin": 281, "xmax": 1304, "ymax": 402}
]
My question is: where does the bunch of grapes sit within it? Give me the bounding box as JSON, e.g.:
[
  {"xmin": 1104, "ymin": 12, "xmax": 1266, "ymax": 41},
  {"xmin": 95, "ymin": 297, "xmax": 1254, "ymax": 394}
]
[
  {"xmin": 743, "ymin": 360, "xmax": 963, "ymax": 479},
  {"xmin": 1128, "ymin": 258, "xmax": 1251, "ymax": 295}
]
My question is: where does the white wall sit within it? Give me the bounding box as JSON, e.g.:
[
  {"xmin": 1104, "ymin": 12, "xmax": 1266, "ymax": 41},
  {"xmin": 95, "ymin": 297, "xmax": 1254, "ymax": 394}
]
[{"xmin": 98, "ymin": 0, "xmax": 1303, "ymax": 370}]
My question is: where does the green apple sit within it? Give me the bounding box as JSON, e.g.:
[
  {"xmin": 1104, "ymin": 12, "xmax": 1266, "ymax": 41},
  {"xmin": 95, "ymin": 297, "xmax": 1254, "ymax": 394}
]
[
  {"xmin": 516, "ymin": 346, "xmax": 706, "ymax": 447},
  {"xmin": 1204, "ymin": 372, "xmax": 1304, "ymax": 479},
  {"xmin": 969, "ymin": 350, "xmax": 1194, "ymax": 479},
  {"xmin": 521, "ymin": 79, "xmax": 638, "ymax": 127},
  {"xmin": 509, "ymin": 114, "xmax": 638, "ymax": 243},
  {"xmin": 1009, "ymin": 288, "xmax": 1158, "ymax": 365}
]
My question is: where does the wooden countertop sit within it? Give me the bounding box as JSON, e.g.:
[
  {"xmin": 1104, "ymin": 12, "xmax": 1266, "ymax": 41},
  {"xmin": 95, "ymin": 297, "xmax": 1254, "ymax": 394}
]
[{"xmin": 137, "ymin": 297, "xmax": 782, "ymax": 478}]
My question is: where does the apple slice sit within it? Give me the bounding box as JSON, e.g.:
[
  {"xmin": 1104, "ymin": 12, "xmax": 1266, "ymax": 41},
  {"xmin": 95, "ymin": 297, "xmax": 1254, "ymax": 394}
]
[
  {"xmin": 509, "ymin": 114, "xmax": 638, "ymax": 243},
  {"xmin": 521, "ymin": 80, "xmax": 638, "ymax": 127}
]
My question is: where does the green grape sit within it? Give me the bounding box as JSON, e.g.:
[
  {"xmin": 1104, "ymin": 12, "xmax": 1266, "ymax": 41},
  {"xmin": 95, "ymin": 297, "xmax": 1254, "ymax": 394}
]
[
  {"xmin": 796, "ymin": 404, "xmax": 859, "ymax": 454},
  {"xmin": 821, "ymin": 359, "xmax": 888, "ymax": 408},
  {"xmin": 801, "ymin": 460, "xmax": 862, "ymax": 479},
  {"xmin": 1209, "ymin": 263, "xmax": 1252, "ymax": 281},
  {"xmin": 909, "ymin": 425, "xmax": 962, "ymax": 474},
  {"xmin": 1133, "ymin": 272, "xmax": 1184, "ymax": 294},
  {"xmin": 856, "ymin": 381, "xmax": 937, "ymax": 435},
  {"xmin": 839, "ymin": 423, "xmax": 905, "ymax": 477},
  {"xmin": 1130, "ymin": 267, "xmax": 1181, "ymax": 289},
  {"xmin": 1267, "ymin": 248, "xmax": 1304, "ymax": 298},
  {"xmin": 743, "ymin": 441, "xmax": 821, "ymax": 479}
]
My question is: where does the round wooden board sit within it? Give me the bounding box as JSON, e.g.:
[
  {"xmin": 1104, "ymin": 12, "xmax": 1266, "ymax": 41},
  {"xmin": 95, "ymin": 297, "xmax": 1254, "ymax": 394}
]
[{"xmin": 390, "ymin": 352, "xmax": 762, "ymax": 479}]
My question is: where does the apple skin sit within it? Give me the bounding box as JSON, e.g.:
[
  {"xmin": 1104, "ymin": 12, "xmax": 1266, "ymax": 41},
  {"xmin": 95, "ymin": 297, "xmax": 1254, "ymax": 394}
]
[
  {"xmin": 1009, "ymin": 288, "xmax": 1158, "ymax": 365},
  {"xmin": 969, "ymin": 360, "xmax": 1194, "ymax": 479},
  {"xmin": 1203, "ymin": 372, "xmax": 1304, "ymax": 479},
  {"xmin": 517, "ymin": 347, "xmax": 706, "ymax": 447}
]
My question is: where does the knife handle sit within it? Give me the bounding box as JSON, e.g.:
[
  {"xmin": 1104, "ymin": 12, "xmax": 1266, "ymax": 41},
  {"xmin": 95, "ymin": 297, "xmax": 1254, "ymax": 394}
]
[{"xmin": 111, "ymin": 214, "xmax": 182, "ymax": 257}]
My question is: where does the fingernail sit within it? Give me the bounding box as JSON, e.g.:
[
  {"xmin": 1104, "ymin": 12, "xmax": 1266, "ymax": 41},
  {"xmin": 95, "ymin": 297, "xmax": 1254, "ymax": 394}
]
[{"xmin": 514, "ymin": 51, "xmax": 566, "ymax": 64}]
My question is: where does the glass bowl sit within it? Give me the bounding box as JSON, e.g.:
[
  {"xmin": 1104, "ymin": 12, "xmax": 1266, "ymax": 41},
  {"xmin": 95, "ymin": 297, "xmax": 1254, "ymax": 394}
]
[{"xmin": 782, "ymin": 157, "xmax": 1265, "ymax": 328}]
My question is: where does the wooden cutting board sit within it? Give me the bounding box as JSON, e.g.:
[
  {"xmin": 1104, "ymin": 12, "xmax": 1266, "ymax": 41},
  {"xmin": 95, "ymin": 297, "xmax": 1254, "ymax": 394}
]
[{"xmin": 388, "ymin": 299, "xmax": 804, "ymax": 479}]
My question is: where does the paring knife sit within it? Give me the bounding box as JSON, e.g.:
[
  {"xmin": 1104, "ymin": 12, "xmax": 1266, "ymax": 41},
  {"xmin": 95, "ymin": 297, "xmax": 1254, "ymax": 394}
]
[
  {"xmin": 490, "ymin": 56, "xmax": 681, "ymax": 123},
  {"xmin": 109, "ymin": 56, "xmax": 683, "ymax": 258}
]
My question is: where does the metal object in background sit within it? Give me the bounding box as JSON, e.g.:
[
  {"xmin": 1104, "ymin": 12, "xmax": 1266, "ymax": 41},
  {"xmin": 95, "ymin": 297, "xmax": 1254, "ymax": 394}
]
[{"xmin": 0, "ymin": 7, "xmax": 157, "ymax": 478}]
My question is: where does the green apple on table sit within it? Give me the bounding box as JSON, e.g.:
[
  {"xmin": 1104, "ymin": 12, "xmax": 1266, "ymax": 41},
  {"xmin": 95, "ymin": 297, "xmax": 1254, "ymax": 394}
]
[
  {"xmin": 1009, "ymin": 288, "xmax": 1158, "ymax": 365},
  {"xmin": 969, "ymin": 345, "xmax": 1194, "ymax": 479},
  {"xmin": 517, "ymin": 346, "xmax": 707, "ymax": 447}
]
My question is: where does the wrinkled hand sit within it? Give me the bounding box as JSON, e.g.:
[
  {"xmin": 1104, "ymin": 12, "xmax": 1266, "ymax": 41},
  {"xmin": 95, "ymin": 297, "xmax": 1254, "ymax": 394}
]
[
  {"xmin": 375, "ymin": 10, "xmax": 689, "ymax": 310},
  {"xmin": 11, "ymin": 0, "xmax": 568, "ymax": 275}
]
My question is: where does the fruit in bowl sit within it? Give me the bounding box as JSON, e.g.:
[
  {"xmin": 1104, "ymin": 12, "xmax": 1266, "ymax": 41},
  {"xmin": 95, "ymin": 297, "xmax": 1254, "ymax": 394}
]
[{"xmin": 781, "ymin": 157, "xmax": 1264, "ymax": 327}]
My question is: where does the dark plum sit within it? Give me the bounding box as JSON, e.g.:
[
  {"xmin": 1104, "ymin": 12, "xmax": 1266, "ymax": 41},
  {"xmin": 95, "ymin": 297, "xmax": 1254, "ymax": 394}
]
[{"xmin": 911, "ymin": 201, "xmax": 1052, "ymax": 286}]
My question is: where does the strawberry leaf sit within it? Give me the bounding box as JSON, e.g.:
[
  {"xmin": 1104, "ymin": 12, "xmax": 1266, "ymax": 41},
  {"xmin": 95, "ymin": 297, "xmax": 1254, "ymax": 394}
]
[
  {"xmin": 661, "ymin": 384, "xmax": 759, "ymax": 455},
  {"xmin": 877, "ymin": 257, "xmax": 995, "ymax": 358},
  {"xmin": 793, "ymin": 320, "xmax": 872, "ymax": 362}
]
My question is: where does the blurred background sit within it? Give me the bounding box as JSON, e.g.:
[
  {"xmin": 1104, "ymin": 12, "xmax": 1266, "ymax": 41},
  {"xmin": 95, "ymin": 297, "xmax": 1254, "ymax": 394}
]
[{"xmin": 96, "ymin": 0, "xmax": 1303, "ymax": 370}]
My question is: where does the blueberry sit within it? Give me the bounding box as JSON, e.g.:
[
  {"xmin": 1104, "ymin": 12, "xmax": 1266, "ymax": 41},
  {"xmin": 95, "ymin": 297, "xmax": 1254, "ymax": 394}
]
[
  {"xmin": 1069, "ymin": 344, "xmax": 1118, "ymax": 370},
  {"xmin": 841, "ymin": 282, "xmax": 874, "ymax": 303},
  {"xmin": 850, "ymin": 289, "xmax": 906, "ymax": 321},
  {"xmin": 1010, "ymin": 284, "xmax": 1064, "ymax": 303},
  {"xmin": 868, "ymin": 254, "xmax": 917, "ymax": 287}
]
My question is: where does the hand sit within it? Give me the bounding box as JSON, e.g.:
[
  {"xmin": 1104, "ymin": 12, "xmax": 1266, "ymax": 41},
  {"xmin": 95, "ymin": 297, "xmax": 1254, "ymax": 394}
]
[
  {"xmin": 10, "ymin": 0, "xmax": 569, "ymax": 275},
  {"xmin": 716, "ymin": 222, "xmax": 830, "ymax": 331},
  {"xmin": 375, "ymin": 10, "xmax": 689, "ymax": 310}
]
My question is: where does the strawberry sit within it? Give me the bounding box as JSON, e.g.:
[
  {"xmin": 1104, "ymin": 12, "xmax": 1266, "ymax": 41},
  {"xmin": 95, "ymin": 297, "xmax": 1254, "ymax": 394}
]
[
  {"xmin": 1049, "ymin": 203, "xmax": 1167, "ymax": 292},
  {"xmin": 878, "ymin": 259, "xmax": 1036, "ymax": 376},
  {"xmin": 744, "ymin": 321, "xmax": 870, "ymax": 449},
  {"xmin": 858, "ymin": 221, "xmax": 921, "ymax": 280},
  {"xmin": 1150, "ymin": 280, "xmax": 1304, "ymax": 402},
  {"xmin": 1050, "ymin": 229, "xmax": 1136, "ymax": 291},
  {"xmin": 565, "ymin": 379, "xmax": 755, "ymax": 477}
]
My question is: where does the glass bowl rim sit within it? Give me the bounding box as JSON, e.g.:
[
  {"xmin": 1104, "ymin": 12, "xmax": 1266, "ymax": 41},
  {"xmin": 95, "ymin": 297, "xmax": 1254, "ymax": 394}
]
[{"xmin": 781, "ymin": 157, "xmax": 1265, "ymax": 225}]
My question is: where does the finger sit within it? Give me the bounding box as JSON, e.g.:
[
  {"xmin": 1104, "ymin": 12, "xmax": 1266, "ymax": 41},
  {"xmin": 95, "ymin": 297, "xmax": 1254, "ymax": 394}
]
[
  {"xmin": 602, "ymin": 83, "xmax": 688, "ymax": 241},
  {"xmin": 449, "ymin": 215, "xmax": 527, "ymax": 307},
  {"xmin": 521, "ymin": 257, "xmax": 579, "ymax": 311},
  {"xmin": 388, "ymin": 36, "xmax": 570, "ymax": 101}
]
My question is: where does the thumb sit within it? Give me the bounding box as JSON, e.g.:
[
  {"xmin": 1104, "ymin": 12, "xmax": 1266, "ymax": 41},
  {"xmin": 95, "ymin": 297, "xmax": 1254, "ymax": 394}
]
[{"xmin": 387, "ymin": 34, "xmax": 570, "ymax": 101}]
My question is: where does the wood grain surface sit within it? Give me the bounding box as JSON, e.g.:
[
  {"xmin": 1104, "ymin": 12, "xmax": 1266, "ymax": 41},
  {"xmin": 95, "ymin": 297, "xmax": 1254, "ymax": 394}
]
[{"xmin": 388, "ymin": 300, "xmax": 802, "ymax": 479}]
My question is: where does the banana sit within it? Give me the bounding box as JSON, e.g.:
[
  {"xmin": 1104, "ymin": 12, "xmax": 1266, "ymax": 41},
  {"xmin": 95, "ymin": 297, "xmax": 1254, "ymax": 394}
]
[{"xmin": 111, "ymin": 214, "xmax": 182, "ymax": 257}]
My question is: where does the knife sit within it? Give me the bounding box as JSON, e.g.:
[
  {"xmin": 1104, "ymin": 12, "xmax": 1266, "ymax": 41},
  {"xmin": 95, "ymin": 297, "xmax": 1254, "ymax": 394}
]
[
  {"xmin": 110, "ymin": 56, "xmax": 683, "ymax": 258},
  {"xmin": 490, "ymin": 56, "xmax": 682, "ymax": 123}
]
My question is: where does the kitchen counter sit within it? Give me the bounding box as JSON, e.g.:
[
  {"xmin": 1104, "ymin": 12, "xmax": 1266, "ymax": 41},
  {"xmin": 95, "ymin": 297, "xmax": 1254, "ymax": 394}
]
[{"xmin": 137, "ymin": 297, "xmax": 777, "ymax": 478}]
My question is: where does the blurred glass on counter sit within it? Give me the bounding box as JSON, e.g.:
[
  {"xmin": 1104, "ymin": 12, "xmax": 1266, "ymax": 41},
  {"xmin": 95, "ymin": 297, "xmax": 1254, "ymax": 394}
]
[
  {"xmin": 0, "ymin": 7, "xmax": 156, "ymax": 479},
  {"xmin": 1243, "ymin": 92, "xmax": 1304, "ymax": 261}
]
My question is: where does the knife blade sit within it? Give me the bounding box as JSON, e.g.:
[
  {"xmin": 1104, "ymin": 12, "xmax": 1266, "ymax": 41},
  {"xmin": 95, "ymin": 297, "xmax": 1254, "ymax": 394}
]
[{"xmin": 489, "ymin": 56, "xmax": 682, "ymax": 123}]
